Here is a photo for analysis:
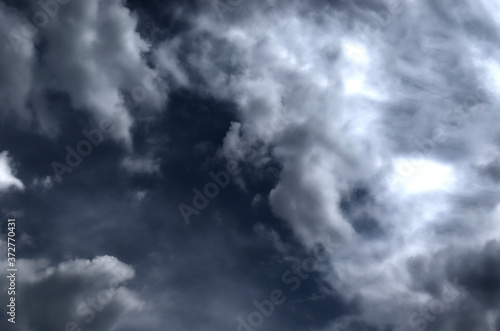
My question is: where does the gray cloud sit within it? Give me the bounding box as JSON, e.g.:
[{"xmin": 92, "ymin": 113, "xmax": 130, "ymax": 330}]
[
  {"xmin": 0, "ymin": 0, "xmax": 167, "ymax": 145},
  {"xmin": 0, "ymin": 253, "xmax": 142, "ymax": 331},
  {"xmin": 1, "ymin": 0, "xmax": 499, "ymax": 330}
]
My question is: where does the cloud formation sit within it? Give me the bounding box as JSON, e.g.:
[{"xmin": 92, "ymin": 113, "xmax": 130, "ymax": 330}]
[{"xmin": 1, "ymin": 0, "xmax": 499, "ymax": 330}]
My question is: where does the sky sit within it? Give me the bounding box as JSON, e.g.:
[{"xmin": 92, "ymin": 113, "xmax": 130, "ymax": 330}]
[{"xmin": 0, "ymin": 0, "xmax": 499, "ymax": 330}]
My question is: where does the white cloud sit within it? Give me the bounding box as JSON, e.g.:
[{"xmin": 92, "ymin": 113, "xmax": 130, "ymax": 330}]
[{"xmin": 0, "ymin": 151, "xmax": 24, "ymax": 191}]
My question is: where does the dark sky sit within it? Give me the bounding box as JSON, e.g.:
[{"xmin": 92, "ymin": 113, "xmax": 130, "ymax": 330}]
[{"xmin": 0, "ymin": 0, "xmax": 499, "ymax": 330}]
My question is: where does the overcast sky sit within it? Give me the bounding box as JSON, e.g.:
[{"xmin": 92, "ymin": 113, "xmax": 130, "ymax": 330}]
[{"xmin": 0, "ymin": 0, "xmax": 499, "ymax": 330}]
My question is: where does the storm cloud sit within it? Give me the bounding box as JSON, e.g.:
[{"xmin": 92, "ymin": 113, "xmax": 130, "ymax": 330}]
[{"xmin": 0, "ymin": 0, "xmax": 499, "ymax": 330}]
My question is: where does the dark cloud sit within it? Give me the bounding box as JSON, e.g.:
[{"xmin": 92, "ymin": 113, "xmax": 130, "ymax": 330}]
[{"xmin": 0, "ymin": 0, "xmax": 499, "ymax": 330}]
